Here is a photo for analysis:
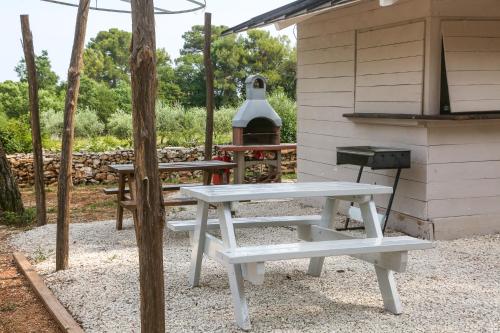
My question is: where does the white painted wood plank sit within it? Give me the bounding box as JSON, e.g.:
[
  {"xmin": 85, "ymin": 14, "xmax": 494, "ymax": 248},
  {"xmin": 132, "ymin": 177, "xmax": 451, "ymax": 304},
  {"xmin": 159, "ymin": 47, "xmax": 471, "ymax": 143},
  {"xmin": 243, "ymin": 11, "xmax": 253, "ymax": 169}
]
[
  {"xmin": 298, "ymin": 91, "xmax": 354, "ymax": 108},
  {"xmin": 358, "ymin": 21, "xmax": 425, "ymax": 49},
  {"xmin": 428, "ymin": 196, "xmax": 500, "ymax": 218},
  {"xmin": 427, "ymin": 161, "xmax": 500, "ymax": 182},
  {"xmin": 357, "ymin": 56, "xmax": 424, "ymax": 75},
  {"xmin": 298, "ymin": 31, "xmax": 355, "ymax": 52},
  {"xmin": 298, "ymin": 46, "xmax": 354, "ymax": 65},
  {"xmin": 442, "ymin": 20, "xmax": 500, "ymax": 38},
  {"xmin": 298, "ymin": 106, "xmax": 353, "ymax": 122},
  {"xmin": 298, "ymin": 61, "xmax": 355, "ymax": 78},
  {"xmin": 428, "ymin": 142, "xmax": 500, "ymax": 163},
  {"xmin": 428, "ymin": 178, "xmax": 500, "ymax": 200},
  {"xmin": 297, "ymin": 77, "xmax": 355, "ymax": 93},
  {"xmin": 449, "ymin": 85, "xmax": 500, "ymax": 101},
  {"xmin": 447, "ymin": 71, "xmax": 500, "ymax": 86},
  {"xmin": 428, "ymin": 124, "xmax": 500, "ymax": 145},
  {"xmin": 357, "ymin": 40, "xmax": 424, "ymax": 62},
  {"xmin": 217, "ymin": 236, "xmax": 433, "ymax": 264},
  {"xmin": 444, "ymin": 36, "xmax": 500, "ymax": 52},
  {"xmin": 356, "ymin": 72, "xmax": 423, "ymax": 87},
  {"xmin": 445, "ymin": 52, "xmax": 500, "ymax": 71},
  {"xmin": 189, "ymin": 201, "xmax": 209, "ymax": 287},
  {"xmin": 181, "ymin": 182, "xmax": 392, "ymax": 203},
  {"xmin": 451, "ymin": 100, "xmax": 500, "ymax": 113},
  {"xmin": 355, "ymin": 101, "xmax": 422, "ymax": 114},
  {"xmin": 167, "ymin": 215, "xmax": 322, "ymax": 232},
  {"xmin": 356, "ymin": 85, "xmax": 422, "ymax": 102}
]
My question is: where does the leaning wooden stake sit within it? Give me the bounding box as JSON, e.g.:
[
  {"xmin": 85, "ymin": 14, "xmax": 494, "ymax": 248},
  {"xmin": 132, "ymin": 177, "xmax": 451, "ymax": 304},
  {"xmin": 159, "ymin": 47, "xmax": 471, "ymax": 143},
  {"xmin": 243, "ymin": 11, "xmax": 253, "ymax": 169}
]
[
  {"xmin": 20, "ymin": 15, "xmax": 47, "ymax": 227},
  {"xmin": 203, "ymin": 12, "xmax": 215, "ymax": 163},
  {"xmin": 130, "ymin": 0, "xmax": 166, "ymax": 331},
  {"xmin": 56, "ymin": 0, "xmax": 90, "ymax": 271}
]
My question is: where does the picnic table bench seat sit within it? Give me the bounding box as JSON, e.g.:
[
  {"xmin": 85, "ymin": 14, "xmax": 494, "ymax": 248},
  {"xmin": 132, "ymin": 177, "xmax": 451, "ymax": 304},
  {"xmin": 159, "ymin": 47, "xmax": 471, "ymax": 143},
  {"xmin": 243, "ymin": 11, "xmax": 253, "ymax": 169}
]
[
  {"xmin": 217, "ymin": 236, "xmax": 432, "ymax": 264},
  {"xmin": 120, "ymin": 197, "xmax": 198, "ymax": 210},
  {"xmin": 103, "ymin": 183, "xmax": 202, "ymax": 195},
  {"xmin": 167, "ymin": 215, "xmax": 322, "ymax": 232}
]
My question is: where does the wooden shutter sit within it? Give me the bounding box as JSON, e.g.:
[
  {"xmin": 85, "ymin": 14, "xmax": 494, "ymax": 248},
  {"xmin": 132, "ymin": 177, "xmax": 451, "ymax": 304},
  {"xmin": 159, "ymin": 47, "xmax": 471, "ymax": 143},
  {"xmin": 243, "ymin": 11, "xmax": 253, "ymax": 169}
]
[
  {"xmin": 442, "ymin": 20, "xmax": 500, "ymax": 113},
  {"xmin": 355, "ymin": 21, "xmax": 425, "ymax": 114}
]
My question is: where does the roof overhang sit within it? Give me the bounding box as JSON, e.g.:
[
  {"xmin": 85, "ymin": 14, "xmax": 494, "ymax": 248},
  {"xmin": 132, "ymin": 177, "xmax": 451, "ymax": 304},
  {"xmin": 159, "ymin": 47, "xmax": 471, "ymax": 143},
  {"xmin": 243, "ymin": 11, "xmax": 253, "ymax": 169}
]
[{"xmin": 222, "ymin": 0, "xmax": 400, "ymax": 35}]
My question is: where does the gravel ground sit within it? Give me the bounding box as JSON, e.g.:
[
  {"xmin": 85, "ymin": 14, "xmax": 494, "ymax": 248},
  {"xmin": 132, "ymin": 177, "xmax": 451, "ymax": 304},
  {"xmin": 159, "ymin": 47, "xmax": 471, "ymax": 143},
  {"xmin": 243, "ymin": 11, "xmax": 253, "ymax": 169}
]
[{"xmin": 9, "ymin": 200, "xmax": 500, "ymax": 333}]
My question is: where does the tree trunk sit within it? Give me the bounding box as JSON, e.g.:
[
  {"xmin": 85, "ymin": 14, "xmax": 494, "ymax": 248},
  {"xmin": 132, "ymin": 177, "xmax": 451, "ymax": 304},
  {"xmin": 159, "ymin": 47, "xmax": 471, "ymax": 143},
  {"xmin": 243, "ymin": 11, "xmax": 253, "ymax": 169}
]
[
  {"xmin": 20, "ymin": 15, "xmax": 47, "ymax": 227},
  {"xmin": 56, "ymin": 0, "xmax": 90, "ymax": 271},
  {"xmin": 130, "ymin": 1, "xmax": 166, "ymax": 332},
  {"xmin": 204, "ymin": 12, "xmax": 214, "ymax": 162},
  {"xmin": 0, "ymin": 141, "xmax": 24, "ymax": 214}
]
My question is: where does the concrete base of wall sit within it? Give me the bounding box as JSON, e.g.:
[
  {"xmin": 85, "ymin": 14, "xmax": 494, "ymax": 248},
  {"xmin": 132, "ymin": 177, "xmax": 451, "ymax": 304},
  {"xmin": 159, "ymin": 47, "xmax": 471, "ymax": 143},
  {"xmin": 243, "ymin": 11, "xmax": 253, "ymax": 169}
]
[{"xmin": 299, "ymin": 198, "xmax": 500, "ymax": 240}]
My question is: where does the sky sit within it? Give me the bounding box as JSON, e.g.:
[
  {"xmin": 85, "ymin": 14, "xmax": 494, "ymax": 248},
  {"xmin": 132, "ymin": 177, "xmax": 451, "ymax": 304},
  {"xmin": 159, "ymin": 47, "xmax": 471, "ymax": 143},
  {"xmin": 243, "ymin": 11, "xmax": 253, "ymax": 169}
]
[{"xmin": 0, "ymin": 0, "xmax": 296, "ymax": 82}]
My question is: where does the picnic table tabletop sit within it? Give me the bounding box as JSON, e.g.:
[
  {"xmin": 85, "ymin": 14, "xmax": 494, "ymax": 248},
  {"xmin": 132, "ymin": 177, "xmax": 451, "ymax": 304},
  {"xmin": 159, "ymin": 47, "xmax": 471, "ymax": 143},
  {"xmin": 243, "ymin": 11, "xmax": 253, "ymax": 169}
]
[
  {"xmin": 181, "ymin": 181, "xmax": 393, "ymax": 203},
  {"xmin": 109, "ymin": 160, "xmax": 237, "ymax": 174}
]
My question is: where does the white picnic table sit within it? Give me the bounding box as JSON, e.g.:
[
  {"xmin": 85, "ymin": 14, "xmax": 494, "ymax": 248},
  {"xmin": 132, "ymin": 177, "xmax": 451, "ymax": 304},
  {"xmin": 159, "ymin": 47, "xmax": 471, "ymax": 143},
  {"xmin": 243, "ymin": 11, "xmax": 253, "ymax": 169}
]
[{"xmin": 168, "ymin": 182, "xmax": 434, "ymax": 330}]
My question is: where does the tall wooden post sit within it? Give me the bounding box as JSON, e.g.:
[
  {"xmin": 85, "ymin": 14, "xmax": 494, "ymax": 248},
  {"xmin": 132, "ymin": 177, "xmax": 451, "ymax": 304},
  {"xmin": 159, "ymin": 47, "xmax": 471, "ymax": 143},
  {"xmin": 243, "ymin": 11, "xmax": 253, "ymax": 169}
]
[
  {"xmin": 130, "ymin": 0, "xmax": 166, "ymax": 331},
  {"xmin": 0, "ymin": 141, "xmax": 24, "ymax": 214},
  {"xmin": 204, "ymin": 12, "xmax": 214, "ymax": 162},
  {"xmin": 20, "ymin": 15, "xmax": 47, "ymax": 227},
  {"xmin": 56, "ymin": 0, "xmax": 90, "ymax": 271}
]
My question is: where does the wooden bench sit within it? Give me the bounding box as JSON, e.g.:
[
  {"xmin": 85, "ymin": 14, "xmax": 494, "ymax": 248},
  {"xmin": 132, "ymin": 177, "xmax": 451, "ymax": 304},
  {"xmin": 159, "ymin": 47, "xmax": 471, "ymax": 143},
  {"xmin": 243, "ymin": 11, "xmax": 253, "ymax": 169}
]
[
  {"xmin": 103, "ymin": 183, "xmax": 202, "ymax": 195},
  {"xmin": 217, "ymin": 236, "xmax": 431, "ymax": 264},
  {"xmin": 167, "ymin": 215, "xmax": 322, "ymax": 232},
  {"xmin": 120, "ymin": 197, "xmax": 198, "ymax": 210}
]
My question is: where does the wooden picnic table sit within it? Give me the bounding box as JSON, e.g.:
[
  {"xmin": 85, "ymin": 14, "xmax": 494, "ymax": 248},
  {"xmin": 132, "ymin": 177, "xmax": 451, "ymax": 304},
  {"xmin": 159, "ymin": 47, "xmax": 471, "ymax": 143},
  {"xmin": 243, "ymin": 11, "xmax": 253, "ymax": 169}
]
[
  {"xmin": 168, "ymin": 182, "xmax": 434, "ymax": 330},
  {"xmin": 108, "ymin": 160, "xmax": 236, "ymax": 230}
]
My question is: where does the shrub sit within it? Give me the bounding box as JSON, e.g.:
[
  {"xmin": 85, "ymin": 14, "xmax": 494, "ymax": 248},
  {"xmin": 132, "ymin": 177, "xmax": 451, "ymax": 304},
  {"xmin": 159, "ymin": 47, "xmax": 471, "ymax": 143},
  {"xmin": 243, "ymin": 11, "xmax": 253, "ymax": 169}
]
[
  {"xmin": 214, "ymin": 107, "xmax": 236, "ymax": 144},
  {"xmin": 75, "ymin": 108, "xmax": 105, "ymax": 138},
  {"xmin": 40, "ymin": 109, "xmax": 64, "ymax": 137},
  {"xmin": 268, "ymin": 89, "xmax": 296, "ymax": 143},
  {"xmin": 0, "ymin": 113, "xmax": 32, "ymax": 153},
  {"xmin": 0, "ymin": 208, "xmax": 36, "ymax": 227},
  {"xmin": 73, "ymin": 135, "xmax": 130, "ymax": 152},
  {"xmin": 108, "ymin": 110, "xmax": 132, "ymax": 139}
]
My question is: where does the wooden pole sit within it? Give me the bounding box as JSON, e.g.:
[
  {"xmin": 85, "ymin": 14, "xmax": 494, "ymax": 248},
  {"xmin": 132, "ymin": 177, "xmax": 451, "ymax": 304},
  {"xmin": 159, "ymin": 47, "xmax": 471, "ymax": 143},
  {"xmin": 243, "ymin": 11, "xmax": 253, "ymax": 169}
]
[
  {"xmin": 130, "ymin": 0, "xmax": 166, "ymax": 331},
  {"xmin": 203, "ymin": 12, "xmax": 214, "ymax": 162},
  {"xmin": 20, "ymin": 15, "xmax": 47, "ymax": 227},
  {"xmin": 0, "ymin": 141, "xmax": 24, "ymax": 214},
  {"xmin": 56, "ymin": 0, "xmax": 90, "ymax": 271}
]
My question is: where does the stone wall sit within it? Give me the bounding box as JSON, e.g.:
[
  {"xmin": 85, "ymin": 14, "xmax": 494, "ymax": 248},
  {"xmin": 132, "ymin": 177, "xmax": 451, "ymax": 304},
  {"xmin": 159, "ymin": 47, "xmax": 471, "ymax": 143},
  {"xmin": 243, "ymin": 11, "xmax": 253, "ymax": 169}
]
[{"xmin": 7, "ymin": 147, "xmax": 296, "ymax": 186}]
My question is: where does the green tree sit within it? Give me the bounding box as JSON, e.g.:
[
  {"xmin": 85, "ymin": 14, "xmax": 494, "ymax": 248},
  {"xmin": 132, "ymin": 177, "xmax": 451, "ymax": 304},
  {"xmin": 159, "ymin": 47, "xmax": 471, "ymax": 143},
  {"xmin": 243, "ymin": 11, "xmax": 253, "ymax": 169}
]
[
  {"xmin": 15, "ymin": 50, "xmax": 59, "ymax": 90},
  {"xmin": 244, "ymin": 30, "xmax": 296, "ymax": 99},
  {"xmin": 78, "ymin": 75, "xmax": 120, "ymax": 123},
  {"xmin": 157, "ymin": 48, "xmax": 182, "ymax": 105},
  {"xmin": 0, "ymin": 81, "xmax": 28, "ymax": 118},
  {"xmin": 83, "ymin": 28, "xmax": 132, "ymax": 87}
]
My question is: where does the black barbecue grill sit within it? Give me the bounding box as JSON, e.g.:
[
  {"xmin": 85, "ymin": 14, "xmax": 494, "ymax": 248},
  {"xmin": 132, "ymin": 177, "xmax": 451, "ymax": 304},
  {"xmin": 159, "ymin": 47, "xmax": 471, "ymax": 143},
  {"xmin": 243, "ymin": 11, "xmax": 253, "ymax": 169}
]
[{"xmin": 336, "ymin": 146, "xmax": 411, "ymax": 234}]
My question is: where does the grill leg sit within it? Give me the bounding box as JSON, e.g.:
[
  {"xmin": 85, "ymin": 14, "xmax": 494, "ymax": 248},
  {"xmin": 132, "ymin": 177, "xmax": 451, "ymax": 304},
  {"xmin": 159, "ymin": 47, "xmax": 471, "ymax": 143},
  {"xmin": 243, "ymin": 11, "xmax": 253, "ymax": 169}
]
[{"xmin": 382, "ymin": 168, "xmax": 402, "ymax": 234}]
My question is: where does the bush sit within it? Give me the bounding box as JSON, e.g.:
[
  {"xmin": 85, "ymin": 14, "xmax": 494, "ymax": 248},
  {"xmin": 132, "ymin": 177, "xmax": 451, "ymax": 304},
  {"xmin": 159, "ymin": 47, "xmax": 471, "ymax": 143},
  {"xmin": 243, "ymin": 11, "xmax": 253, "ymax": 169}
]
[
  {"xmin": 40, "ymin": 109, "xmax": 64, "ymax": 137},
  {"xmin": 156, "ymin": 103, "xmax": 205, "ymax": 146},
  {"xmin": 0, "ymin": 208, "xmax": 36, "ymax": 227},
  {"xmin": 0, "ymin": 113, "xmax": 32, "ymax": 153},
  {"xmin": 268, "ymin": 89, "xmax": 296, "ymax": 143},
  {"xmin": 214, "ymin": 107, "xmax": 236, "ymax": 144},
  {"xmin": 75, "ymin": 108, "xmax": 105, "ymax": 138},
  {"xmin": 73, "ymin": 135, "xmax": 130, "ymax": 152},
  {"xmin": 108, "ymin": 110, "xmax": 132, "ymax": 139}
]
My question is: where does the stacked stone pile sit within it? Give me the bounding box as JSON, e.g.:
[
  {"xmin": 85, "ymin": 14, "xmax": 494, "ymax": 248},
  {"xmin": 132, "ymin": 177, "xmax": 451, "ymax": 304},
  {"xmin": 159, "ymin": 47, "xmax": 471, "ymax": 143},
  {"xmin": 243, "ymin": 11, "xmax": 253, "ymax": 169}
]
[{"xmin": 7, "ymin": 147, "xmax": 296, "ymax": 186}]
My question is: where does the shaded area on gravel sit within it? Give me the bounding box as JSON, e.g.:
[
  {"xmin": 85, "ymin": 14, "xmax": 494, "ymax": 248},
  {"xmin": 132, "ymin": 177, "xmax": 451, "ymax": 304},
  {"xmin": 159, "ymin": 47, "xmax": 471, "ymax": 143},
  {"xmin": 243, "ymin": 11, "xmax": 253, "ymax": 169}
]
[{"xmin": 9, "ymin": 200, "xmax": 500, "ymax": 333}]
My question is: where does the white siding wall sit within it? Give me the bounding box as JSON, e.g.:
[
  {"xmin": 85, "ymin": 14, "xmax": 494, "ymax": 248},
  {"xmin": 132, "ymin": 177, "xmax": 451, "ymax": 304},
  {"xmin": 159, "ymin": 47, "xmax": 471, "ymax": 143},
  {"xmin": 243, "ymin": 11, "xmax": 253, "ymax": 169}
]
[
  {"xmin": 442, "ymin": 20, "xmax": 500, "ymax": 113},
  {"xmin": 355, "ymin": 22, "xmax": 425, "ymax": 114},
  {"xmin": 296, "ymin": 1, "xmax": 430, "ymax": 220},
  {"xmin": 296, "ymin": 0, "xmax": 500, "ymax": 239}
]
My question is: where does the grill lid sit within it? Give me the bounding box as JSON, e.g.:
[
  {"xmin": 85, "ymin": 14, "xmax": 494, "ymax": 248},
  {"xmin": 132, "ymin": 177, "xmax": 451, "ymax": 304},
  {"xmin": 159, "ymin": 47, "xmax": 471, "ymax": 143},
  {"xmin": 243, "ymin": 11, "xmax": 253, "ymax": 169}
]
[{"xmin": 232, "ymin": 75, "xmax": 282, "ymax": 127}]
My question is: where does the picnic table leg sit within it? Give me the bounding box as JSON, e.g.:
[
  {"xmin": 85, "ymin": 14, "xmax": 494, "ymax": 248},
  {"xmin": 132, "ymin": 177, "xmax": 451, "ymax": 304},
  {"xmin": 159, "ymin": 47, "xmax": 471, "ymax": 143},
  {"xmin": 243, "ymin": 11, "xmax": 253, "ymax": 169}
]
[
  {"xmin": 218, "ymin": 202, "xmax": 251, "ymax": 330},
  {"xmin": 307, "ymin": 197, "xmax": 339, "ymax": 276},
  {"xmin": 115, "ymin": 173, "xmax": 125, "ymax": 230},
  {"xmin": 360, "ymin": 199, "xmax": 403, "ymax": 314},
  {"xmin": 189, "ymin": 201, "xmax": 209, "ymax": 287}
]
